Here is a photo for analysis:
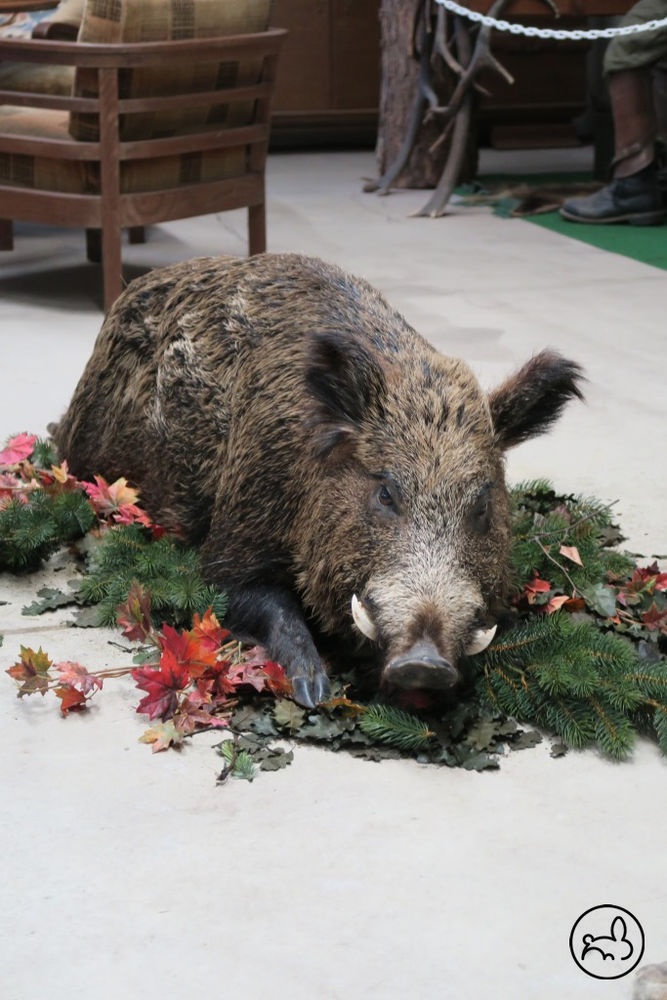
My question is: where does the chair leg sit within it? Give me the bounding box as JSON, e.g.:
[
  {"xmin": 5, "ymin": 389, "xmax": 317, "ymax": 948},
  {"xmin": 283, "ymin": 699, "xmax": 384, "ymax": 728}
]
[
  {"xmin": 128, "ymin": 226, "xmax": 145, "ymax": 245},
  {"xmin": 101, "ymin": 224, "xmax": 123, "ymax": 313},
  {"xmin": 86, "ymin": 229, "xmax": 101, "ymax": 263},
  {"xmin": 0, "ymin": 219, "xmax": 13, "ymax": 251},
  {"xmin": 248, "ymin": 203, "xmax": 266, "ymax": 255}
]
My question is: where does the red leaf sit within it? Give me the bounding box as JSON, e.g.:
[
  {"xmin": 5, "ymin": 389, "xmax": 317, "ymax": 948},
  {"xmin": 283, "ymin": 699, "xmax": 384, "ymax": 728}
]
[
  {"xmin": 522, "ymin": 575, "xmax": 552, "ymax": 605},
  {"xmin": 55, "ymin": 685, "xmax": 88, "ymax": 715},
  {"xmin": 225, "ymin": 645, "xmax": 278, "ymax": 693},
  {"xmin": 112, "ymin": 503, "xmax": 153, "ymax": 527},
  {"xmin": 55, "ymin": 661, "xmax": 103, "ymax": 695},
  {"xmin": 173, "ymin": 696, "xmax": 230, "ymax": 735},
  {"xmin": 0, "ymin": 433, "xmax": 37, "ymax": 467},
  {"xmin": 132, "ymin": 656, "xmax": 191, "ymax": 720},
  {"xmin": 261, "ymin": 660, "xmax": 293, "ymax": 698},
  {"xmin": 641, "ymin": 602, "xmax": 667, "ymax": 633},
  {"xmin": 195, "ymin": 660, "xmax": 237, "ymax": 701}
]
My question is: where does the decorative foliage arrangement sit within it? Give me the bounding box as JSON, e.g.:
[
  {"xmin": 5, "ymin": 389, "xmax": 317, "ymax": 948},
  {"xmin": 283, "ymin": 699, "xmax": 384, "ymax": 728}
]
[{"xmin": 2, "ymin": 434, "xmax": 667, "ymax": 779}]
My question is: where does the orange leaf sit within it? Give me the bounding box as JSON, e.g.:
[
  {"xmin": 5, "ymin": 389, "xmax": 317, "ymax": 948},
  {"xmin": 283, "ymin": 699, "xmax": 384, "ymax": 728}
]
[
  {"xmin": 55, "ymin": 685, "xmax": 88, "ymax": 715},
  {"xmin": 545, "ymin": 595, "xmax": 570, "ymax": 614}
]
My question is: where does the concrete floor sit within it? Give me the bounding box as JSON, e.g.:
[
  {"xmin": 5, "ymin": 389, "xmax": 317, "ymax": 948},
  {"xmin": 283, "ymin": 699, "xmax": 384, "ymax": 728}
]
[{"xmin": 1, "ymin": 149, "xmax": 666, "ymax": 1000}]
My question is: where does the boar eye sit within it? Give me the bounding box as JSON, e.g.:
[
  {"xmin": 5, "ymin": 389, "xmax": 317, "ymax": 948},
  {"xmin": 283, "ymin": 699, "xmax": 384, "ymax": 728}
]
[
  {"xmin": 378, "ymin": 485, "xmax": 393, "ymax": 507},
  {"xmin": 470, "ymin": 487, "xmax": 492, "ymax": 534}
]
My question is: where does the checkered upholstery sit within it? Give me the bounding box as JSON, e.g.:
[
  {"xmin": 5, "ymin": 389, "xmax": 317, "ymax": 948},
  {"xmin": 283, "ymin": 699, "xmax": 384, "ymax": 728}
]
[{"xmin": 0, "ymin": 0, "xmax": 273, "ymax": 196}]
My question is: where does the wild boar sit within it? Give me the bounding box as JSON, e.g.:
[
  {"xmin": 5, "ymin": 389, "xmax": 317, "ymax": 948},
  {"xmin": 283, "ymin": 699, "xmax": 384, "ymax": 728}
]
[{"xmin": 54, "ymin": 253, "xmax": 584, "ymax": 708}]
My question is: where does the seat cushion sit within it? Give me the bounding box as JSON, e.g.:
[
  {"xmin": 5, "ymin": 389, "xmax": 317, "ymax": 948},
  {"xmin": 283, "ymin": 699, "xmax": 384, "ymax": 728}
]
[
  {"xmin": 0, "ymin": 104, "xmax": 247, "ymax": 195},
  {"xmin": 0, "ymin": 106, "xmax": 87, "ymax": 193},
  {"xmin": 70, "ymin": 0, "xmax": 272, "ymax": 141}
]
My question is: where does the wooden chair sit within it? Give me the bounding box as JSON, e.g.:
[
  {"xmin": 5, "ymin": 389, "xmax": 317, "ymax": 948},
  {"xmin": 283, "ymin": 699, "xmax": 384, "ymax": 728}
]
[{"xmin": 0, "ymin": 0, "xmax": 285, "ymax": 310}]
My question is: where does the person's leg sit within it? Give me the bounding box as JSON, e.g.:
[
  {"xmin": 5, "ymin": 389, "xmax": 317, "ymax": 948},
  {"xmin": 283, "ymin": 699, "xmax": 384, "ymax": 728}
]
[{"xmin": 560, "ymin": 0, "xmax": 667, "ymax": 224}]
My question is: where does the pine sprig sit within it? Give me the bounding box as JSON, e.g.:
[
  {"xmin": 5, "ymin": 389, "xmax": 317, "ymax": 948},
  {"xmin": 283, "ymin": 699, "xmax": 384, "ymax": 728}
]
[
  {"xmin": 476, "ymin": 614, "xmax": 665, "ymax": 759},
  {"xmin": 0, "ymin": 492, "xmax": 96, "ymax": 572},
  {"xmin": 76, "ymin": 524, "xmax": 227, "ymax": 628},
  {"xmin": 359, "ymin": 704, "xmax": 435, "ymax": 751}
]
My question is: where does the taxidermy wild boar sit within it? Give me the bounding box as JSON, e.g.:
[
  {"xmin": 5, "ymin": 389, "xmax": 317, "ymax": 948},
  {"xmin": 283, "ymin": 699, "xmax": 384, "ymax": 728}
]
[{"xmin": 54, "ymin": 254, "xmax": 584, "ymax": 708}]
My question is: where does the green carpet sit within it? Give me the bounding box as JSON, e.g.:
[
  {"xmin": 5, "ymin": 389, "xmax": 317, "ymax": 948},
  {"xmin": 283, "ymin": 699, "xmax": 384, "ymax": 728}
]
[
  {"xmin": 461, "ymin": 172, "xmax": 667, "ymax": 271},
  {"xmin": 526, "ymin": 210, "xmax": 667, "ymax": 271}
]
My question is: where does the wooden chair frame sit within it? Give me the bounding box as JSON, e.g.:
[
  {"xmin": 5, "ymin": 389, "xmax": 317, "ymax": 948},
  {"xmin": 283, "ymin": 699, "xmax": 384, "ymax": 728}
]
[{"xmin": 0, "ymin": 28, "xmax": 286, "ymax": 310}]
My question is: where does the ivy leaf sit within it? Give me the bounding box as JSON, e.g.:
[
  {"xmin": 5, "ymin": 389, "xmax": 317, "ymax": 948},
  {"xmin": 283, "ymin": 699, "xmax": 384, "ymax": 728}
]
[
  {"xmin": 22, "ymin": 586, "xmax": 77, "ymax": 616},
  {"xmin": 273, "ymin": 698, "xmax": 306, "ymax": 732},
  {"xmin": 582, "ymin": 582, "xmax": 619, "ymax": 618},
  {"xmin": 6, "ymin": 645, "xmax": 52, "ymax": 696},
  {"xmin": 0, "ymin": 433, "xmax": 37, "ymax": 467}
]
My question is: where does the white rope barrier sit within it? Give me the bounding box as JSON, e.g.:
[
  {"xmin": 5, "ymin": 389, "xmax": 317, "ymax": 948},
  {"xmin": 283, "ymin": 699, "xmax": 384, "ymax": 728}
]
[{"xmin": 435, "ymin": 0, "xmax": 667, "ymax": 40}]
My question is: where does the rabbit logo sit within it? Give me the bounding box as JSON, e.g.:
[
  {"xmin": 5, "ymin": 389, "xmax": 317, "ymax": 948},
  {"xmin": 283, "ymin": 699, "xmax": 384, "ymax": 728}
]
[{"xmin": 570, "ymin": 905, "xmax": 645, "ymax": 980}]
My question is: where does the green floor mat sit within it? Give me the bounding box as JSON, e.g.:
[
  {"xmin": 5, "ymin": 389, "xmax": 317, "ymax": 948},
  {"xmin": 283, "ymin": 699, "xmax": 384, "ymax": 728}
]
[
  {"xmin": 459, "ymin": 172, "xmax": 667, "ymax": 271},
  {"xmin": 526, "ymin": 210, "xmax": 667, "ymax": 271}
]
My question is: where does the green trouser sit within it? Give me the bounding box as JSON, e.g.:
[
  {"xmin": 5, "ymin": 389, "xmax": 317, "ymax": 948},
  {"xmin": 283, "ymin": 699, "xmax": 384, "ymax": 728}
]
[{"xmin": 604, "ymin": 0, "xmax": 667, "ymax": 75}]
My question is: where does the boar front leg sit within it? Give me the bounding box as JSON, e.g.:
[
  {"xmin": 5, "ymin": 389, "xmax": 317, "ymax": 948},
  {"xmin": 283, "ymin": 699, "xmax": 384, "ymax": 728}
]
[{"xmin": 223, "ymin": 584, "xmax": 331, "ymax": 709}]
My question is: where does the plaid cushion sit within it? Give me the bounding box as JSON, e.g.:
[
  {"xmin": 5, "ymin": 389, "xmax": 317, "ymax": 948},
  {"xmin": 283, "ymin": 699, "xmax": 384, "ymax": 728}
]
[
  {"xmin": 0, "ymin": 0, "xmax": 272, "ymax": 198},
  {"xmin": 0, "ymin": 106, "xmax": 246, "ymax": 195},
  {"xmin": 71, "ymin": 0, "xmax": 272, "ymax": 141},
  {"xmin": 0, "ymin": 106, "xmax": 86, "ymax": 193}
]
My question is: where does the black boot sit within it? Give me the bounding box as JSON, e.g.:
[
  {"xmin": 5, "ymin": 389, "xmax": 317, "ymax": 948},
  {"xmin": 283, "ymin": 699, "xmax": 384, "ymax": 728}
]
[
  {"xmin": 560, "ymin": 69, "xmax": 665, "ymax": 226},
  {"xmin": 560, "ymin": 162, "xmax": 664, "ymax": 225}
]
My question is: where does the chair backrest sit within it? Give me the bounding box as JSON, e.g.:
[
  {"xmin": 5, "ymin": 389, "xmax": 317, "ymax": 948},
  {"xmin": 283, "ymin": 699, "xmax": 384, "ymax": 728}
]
[{"xmin": 70, "ymin": 0, "xmax": 273, "ymax": 142}]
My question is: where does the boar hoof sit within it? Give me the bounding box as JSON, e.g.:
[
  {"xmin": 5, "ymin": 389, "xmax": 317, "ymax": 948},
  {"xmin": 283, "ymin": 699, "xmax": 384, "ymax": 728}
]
[
  {"xmin": 351, "ymin": 594, "xmax": 378, "ymax": 641},
  {"xmin": 384, "ymin": 640, "xmax": 459, "ymax": 691},
  {"xmin": 291, "ymin": 670, "xmax": 331, "ymax": 709}
]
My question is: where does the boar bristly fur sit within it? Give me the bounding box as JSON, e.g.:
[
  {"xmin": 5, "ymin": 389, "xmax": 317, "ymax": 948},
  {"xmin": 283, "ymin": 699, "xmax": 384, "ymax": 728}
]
[{"xmin": 54, "ymin": 254, "xmax": 584, "ymax": 707}]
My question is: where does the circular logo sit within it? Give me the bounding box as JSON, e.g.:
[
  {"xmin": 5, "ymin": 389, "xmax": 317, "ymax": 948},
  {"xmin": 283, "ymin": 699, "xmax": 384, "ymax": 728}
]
[{"xmin": 569, "ymin": 905, "xmax": 645, "ymax": 980}]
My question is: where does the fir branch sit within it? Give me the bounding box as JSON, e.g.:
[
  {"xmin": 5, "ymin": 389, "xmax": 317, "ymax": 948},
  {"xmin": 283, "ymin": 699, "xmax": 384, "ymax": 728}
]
[{"xmin": 359, "ymin": 704, "xmax": 435, "ymax": 751}]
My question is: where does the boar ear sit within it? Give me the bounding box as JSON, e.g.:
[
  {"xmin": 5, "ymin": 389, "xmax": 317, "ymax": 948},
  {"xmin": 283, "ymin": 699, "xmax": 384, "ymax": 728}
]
[
  {"xmin": 488, "ymin": 351, "xmax": 585, "ymax": 450},
  {"xmin": 306, "ymin": 331, "xmax": 387, "ymax": 456}
]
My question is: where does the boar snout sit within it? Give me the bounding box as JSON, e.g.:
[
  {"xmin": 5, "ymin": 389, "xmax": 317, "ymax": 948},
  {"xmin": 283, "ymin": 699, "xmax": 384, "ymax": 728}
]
[{"xmin": 383, "ymin": 640, "xmax": 459, "ymax": 690}]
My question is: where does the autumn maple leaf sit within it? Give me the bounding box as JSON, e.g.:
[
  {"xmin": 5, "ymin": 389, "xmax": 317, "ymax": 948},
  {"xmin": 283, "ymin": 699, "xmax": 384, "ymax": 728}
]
[
  {"xmin": 224, "ymin": 646, "xmax": 284, "ymax": 694},
  {"xmin": 116, "ymin": 582, "xmax": 153, "ymax": 643},
  {"xmin": 191, "ymin": 609, "xmax": 230, "ymax": 653},
  {"xmin": 6, "ymin": 646, "xmax": 52, "ymax": 697},
  {"xmin": 55, "ymin": 685, "xmax": 88, "ymax": 715},
  {"xmin": 55, "ymin": 661, "xmax": 103, "ymax": 695},
  {"xmin": 261, "ymin": 660, "xmax": 293, "ymax": 698},
  {"xmin": 641, "ymin": 602, "xmax": 667, "ymax": 633},
  {"xmin": 132, "ymin": 658, "xmax": 191, "ymax": 720},
  {"xmin": 158, "ymin": 623, "xmax": 217, "ymax": 678},
  {"xmin": 139, "ymin": 721, "xmax": 185, "ymax": 753},
  {"xmin": 0, "ymin": 433, "xmax": 37, "ymax": 467},
  {"xmin": 83, "ymin": 475, "xmax": 152, "ymax": 526}
]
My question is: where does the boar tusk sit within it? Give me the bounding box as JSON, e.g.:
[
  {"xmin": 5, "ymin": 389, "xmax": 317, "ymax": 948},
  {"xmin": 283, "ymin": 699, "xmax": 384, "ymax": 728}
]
[
  {"xmin": 465, "ymin": 624, "xmax": 497, "ymax": 656},
  {"xmin": 351, "ymin": 594, "xmax": 378, "ymax": 641}
]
